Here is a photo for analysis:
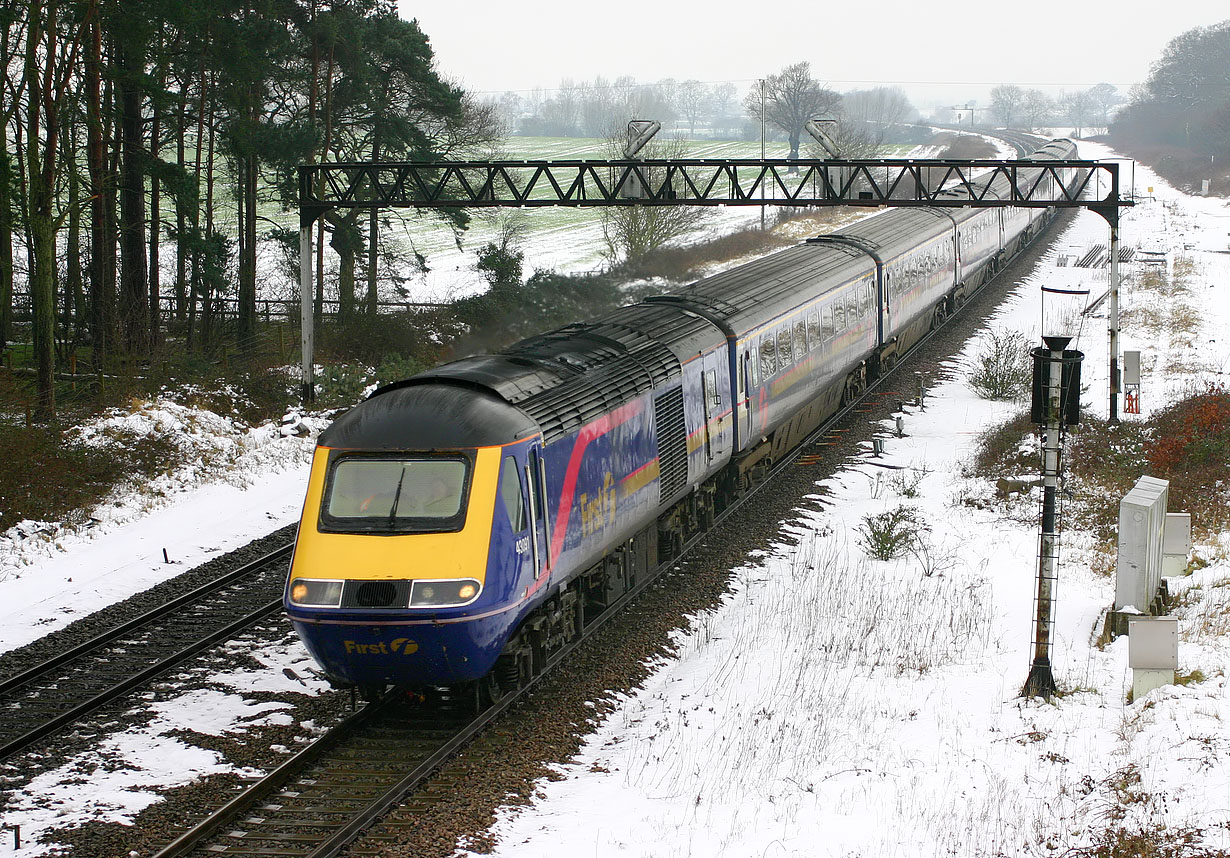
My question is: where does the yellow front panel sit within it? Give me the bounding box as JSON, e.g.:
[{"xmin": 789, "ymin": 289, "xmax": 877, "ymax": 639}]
[{"xmin": 290, "ymin": 446, "xmax": 499, "ymax": 584}]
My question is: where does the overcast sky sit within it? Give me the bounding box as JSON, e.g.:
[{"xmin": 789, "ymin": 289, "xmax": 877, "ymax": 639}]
[{"xmin": 399, "ymin": 1, "xmax": 1228, "ymax": 109}]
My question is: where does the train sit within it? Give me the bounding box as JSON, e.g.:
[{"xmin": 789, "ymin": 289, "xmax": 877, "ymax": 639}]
[{"xmin": 285, "ymin": 139, "xmax": 1083, "ymax": 701}]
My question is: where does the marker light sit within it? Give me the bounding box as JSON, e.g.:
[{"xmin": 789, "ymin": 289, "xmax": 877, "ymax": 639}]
[
  {"xmin": 288, "ymin": 578, "xmax": 344, "ymax": 607},
  {"xmin": 409, "ymin": 579, "xmax": 482, "ymax": 607}
]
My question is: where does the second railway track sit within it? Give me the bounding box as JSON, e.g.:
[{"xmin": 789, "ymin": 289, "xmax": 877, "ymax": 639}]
[{"xmin": 0, "ymin": 544, "xmax": 294, "ymax": 763}]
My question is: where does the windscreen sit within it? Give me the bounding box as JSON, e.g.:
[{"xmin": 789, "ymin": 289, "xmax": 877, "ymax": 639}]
[{"xmin": 324, "ymin": 457, "xmax": 468, "ymax": 529}]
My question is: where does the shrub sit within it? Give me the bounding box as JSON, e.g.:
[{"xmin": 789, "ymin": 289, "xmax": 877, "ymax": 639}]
[
  {"xmin": 967, "ymin": 329, "xmax": 1033, "ymax": 401},
  {"xmin": 1147, "ymin": 383, "xmax": 1230, "ymax": 474},
  {"xmin": 316, "ymin": 310, "xmax": 447, "ymax": 369},
  {"xmin": 314, "ymin": 364, "xmax": 374, "ymax": 408},
  {"xmin": 375, "ymin": 353, "xmax": 425, "ymax": 387},
  {"xmin": 858, "ymin": 505, "xmax": 928, "ymax": 561}
]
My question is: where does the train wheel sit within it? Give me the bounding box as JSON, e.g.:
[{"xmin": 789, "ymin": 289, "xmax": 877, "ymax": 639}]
[
  {"xmin": 480, "ymin": 672, "xmax": 507, "ymax": 709},
  {"xmin": 931, "ymin": 304, "xmax": 947, "ymax": 330}
]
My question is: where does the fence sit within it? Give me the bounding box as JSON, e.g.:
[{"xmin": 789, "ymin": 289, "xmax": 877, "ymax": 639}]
[{"xmin": 8, "ymin": 293, "xmax": 449, "ymax": 325}]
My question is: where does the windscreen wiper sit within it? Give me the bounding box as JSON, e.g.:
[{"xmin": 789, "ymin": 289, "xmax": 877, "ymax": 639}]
[{"xmin": 387, "ymin": 467, "xmax": 407, "ymax": 525}]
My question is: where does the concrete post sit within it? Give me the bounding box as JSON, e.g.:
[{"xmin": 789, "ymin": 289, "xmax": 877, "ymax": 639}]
[{"xmin": 299, "ymin": 219, "xmax": 314, "ymax": 404}]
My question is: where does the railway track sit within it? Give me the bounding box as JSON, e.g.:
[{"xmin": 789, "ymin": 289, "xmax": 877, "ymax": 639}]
[
  {"xmin": 7, "ymin": 126, "xmax": 1069, "ymax": 856},
  {"xmin": 0, "ymin": 544, "xmax": 293, "ymax": 763},
  {"xmin": 143, "ymin": 209, "xmax": 1073, "ymax": 858}
]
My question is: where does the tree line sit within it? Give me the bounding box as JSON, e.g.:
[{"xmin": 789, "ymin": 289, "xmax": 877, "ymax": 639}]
[
  {"xmin": 1110, "ymin": 19, "xmax": 1230, "ymax": 170},
  {"xmin": 2, "ymin": 0, "xmax": 496, "ymax": 419},
  {"xmin": 490, "ymin": 64, "xmax": 919, "ymax": 149},
  {"xmin": 987, "ymin": 83, "xmax": 1121, "ymax": 136},
  {"xmin": 493, "ymin": 77, "xmax": 746, "ymax": 139}
]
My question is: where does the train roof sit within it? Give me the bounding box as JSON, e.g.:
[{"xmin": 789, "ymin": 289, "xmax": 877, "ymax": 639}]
[
  {"xmin": 320, "ymin": 383, "xmax": 539, "ymax": 450},
  {"xmin": 653, "ymin": 240, "xmax": 874, "ymax": 335},
  {"xmin": 371, "ymin": 305, "xmax": 723, "ymax": 444},
  {"xmin": 827, "ymin": 207, "xmax": 954, "ymax": 261}
]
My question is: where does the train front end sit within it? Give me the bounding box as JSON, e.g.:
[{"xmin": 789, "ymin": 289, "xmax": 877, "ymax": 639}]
[{"xmin": 285, "ymin": 381, "xmax": 540, "ymax": 692}]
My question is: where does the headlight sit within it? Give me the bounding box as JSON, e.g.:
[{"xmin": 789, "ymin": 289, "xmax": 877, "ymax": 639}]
[
  {"xmin": 289, "ymin": 578, "xmax": 344, "ymax": 607},
  {"xmin": 410, "ymin": 579, "xmax": 482, "ymax": 607}
]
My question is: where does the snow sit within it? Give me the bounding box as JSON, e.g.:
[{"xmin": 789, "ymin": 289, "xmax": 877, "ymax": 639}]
[
  {"xmin": 463, "ymin": 143, "xmax": 1230, "ymax": 857},
  {"xmin": 0, "ymin": 399, "xmax": 329, "ymax": 653},
  {"xmin": 3, "ymin": 140, "xmax": 1230, "ymax": 856},
  {"xmin": 1, "ymin": 639, "xmax": 331, "ymax": 847}
]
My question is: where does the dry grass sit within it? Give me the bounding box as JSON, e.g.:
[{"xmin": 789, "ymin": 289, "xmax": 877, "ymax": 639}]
[
  {"xmin": 969, "ymin": 388, "xmax": 1230, "ymax": 546},
  {"xmin": 0, "ymin": 423, "xmax": 179, "ymax": 527}
]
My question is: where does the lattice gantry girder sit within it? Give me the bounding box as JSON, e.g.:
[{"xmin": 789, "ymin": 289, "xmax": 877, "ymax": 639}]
[{"xmin": 298, "ymin": 158, "xmax": 1125, "ymax": 224}]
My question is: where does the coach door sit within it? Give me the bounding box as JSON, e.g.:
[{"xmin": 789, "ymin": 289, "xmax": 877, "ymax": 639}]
[
  {"xmin": 701, "ymin": 357, "xmax": 725, "ymax": 462},
  {"xmin": 738, "ymin": 347, "xmax": 754, "ymax": 446},
  {"xmin": 525, "ymin": 445, "xmax": 551, "ymax": 579}
]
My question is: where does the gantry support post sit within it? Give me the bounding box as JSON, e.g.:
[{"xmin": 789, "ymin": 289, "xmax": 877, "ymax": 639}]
[{"xmin": 1108, "ymin": 220, "xmax": 1121, "ymax": 424}]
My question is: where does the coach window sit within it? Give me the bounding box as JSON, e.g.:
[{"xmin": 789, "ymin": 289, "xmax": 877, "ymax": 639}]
[
  {"xmin": 777, "ymin": 326, "xmax": 793, "ymax": 367},
  {"xmin": 806, "ymin": 309, "xmax": 820, "ymax": 351},
  {"xmin": 821, "ymin": 305, "xmax": 834, "ymax": 340},
  {"xmin": 759, "ymin": 332, "xmax": 776, "ymax": 377},
  {"xmin": 747, "ymin": 345, "xmax": 760, "ymax": 387},
  {"xmin": 793, "ymin": 318, "xmax": 806, "ymax": 358},
  {"xmin": 833, "ymin": 298, "xmax": 846, "ymax": 334},
  {"xmin": 861, "ymin": 282, "xmax": 873, "ymax": 315},
  {"xmin": 499, "ymin": 456, "xmax": 526, "ymax": 532}
]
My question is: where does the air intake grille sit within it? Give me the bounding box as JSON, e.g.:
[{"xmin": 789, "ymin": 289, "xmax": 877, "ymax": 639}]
[
  {"xmin": 343, "ymin": 580, "xmax": 409, "ymax": 608},
  {"xmin": 654, "ymin": 387, "xmax": 688, "ymax": 503}
]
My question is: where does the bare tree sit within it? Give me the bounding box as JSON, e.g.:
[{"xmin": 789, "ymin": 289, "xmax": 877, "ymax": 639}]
[
  {"xmin": 1022, "ymin": 89, "xmax": 1053, "ymax": 132},
  {"xmin": 744, "ymin": 62, "xmax": 841, "ymax": 160},
  {"xmin": 1088, "ymin": 82, "xmax": 1119, "ymax": 133},
  {"xmin": 990, "ymin": 85, "xmax": 1026, "ymax": 129},
  {"xmin": 599, "ymin": 130, "xmax": 708, "ymax": 262},
  {"xmin": 710, "ymin": 81, "xmax": 737, "ymax": 135},
  {"xmin": 841, "ymin": 86, "xmax": 914, "ymax": 146},
  {"xmin": 677, "ymin": 79, "xmax": 708, "ymax": 136},
  {"xmin": 579, "ymin": 76, "xmax": 615, "ymax": 137},
  {"xmin": 1060, "ymin": 88, "xmax": 1093, "ymax": 137}
]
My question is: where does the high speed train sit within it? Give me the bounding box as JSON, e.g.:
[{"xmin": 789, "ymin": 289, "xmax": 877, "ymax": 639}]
[{"xmin": 285, "ymin": 139, "xmax": 1082, "ymax": 700}]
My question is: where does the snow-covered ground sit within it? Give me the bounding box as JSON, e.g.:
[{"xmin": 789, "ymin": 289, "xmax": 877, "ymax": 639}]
[
  {"xmin": 464, "ymin": 142, "xmax": 1230, "ymax": 856},
  {"xmin": 0, "ymin": 402, "xmax": 329, "ymax": 654},
  {"xmin": 3, "ymin": 140, "xmax": 1230, "ymax": 856}
]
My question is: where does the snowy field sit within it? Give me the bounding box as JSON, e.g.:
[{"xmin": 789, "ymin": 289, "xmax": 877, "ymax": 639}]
[
  {"xmin": 466, "ymin": 142, "xmax": 1230, "ymax": 857},
  {"xmin": 2, "ymin": 139, "xmax": 1230, "ymax": 855}
]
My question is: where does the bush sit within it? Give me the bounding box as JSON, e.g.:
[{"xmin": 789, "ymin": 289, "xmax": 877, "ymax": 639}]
[
  {"xmin": 858, "ymin": 505, "xmax": 928, "ymax": 560},
  {"xmin": 314, "ymin": 364, "xmax": 374, "ymax": 408},
  {"xmin": 968, "ymin": 329, "xmax": 1033, "ymax": 401},
  {"xmin": 0, "ymin": 424, "xmax": 178, "ymax": 527},
  {"xmin": 971, "ymin": 386, "xmax": 1230, "ymax": 542},
  {"xmin": 374, "ymin": 353, "xmax": 425, "ymax": 387},
  {"xmin": 316, "ymin": 310, "xmax": 447, "ymax": 369},
  {"xmin": 1148, "ymin": 384, "xmax": 1230, "ymax": 474},
  {"xmin": 451, "ymin": 270, "xmax": 626, "ymax": 355}
]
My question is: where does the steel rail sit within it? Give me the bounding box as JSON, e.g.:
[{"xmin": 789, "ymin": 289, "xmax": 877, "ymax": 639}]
[
  {"xmin": 150, "ymin": 700, "xmax": 387, "ymax": 858},
  {"xmin": 0, "ymin": 598, "xmax": 286, "ymax": 761},
  {"xmin": 0, "ymin": 544, "xmax": 292, "ymax": 697},
  {"xmin": 151, "ymin": 173, "xmax": 1069, "ymax": 856},
  {"xmin": 0, "ymin": 545, "xmax": 293, "ymax": 762}
]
